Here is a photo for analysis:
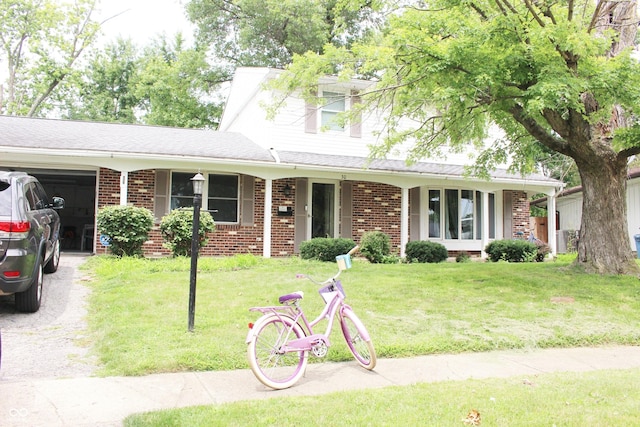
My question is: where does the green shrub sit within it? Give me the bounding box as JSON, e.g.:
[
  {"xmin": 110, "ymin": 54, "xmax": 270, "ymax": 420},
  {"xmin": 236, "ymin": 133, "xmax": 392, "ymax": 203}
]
[
  {"xmin": 360, "ymin": 231, "xmax": 392, "ymax": 264},
  {"xmin": 485, "ymin": 239, "xmax": 537, "ymax": 262},
  {"xmin": 456, "ymin": 251, "xmax": 471, "ymax": 263},
  {"xmin": 299, "ymin": 237, "xmax": 356, "ymax": 262},
  {"xmin": 96, "ymin": 205, "xmax": 154, "ymax": 257},
  {"xmin": 160, "ymin": 208, "xmax": 216, "ymax": 257},
  {"xmin": 405, "ymin": 240, "xmax": 449, "ymax": 263}
]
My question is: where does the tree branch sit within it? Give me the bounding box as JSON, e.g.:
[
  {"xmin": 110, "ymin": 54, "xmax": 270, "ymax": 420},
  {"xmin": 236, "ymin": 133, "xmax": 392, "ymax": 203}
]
[{"xmin": 509, "ymin": 102, "xmax": 571, "ymax": 155}]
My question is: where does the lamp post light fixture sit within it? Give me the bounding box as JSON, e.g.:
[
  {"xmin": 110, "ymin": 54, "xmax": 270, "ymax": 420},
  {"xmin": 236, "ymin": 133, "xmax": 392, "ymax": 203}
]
[{"xmin": 188, "ymin": 172, "xmax": 205, "ymax": 332}]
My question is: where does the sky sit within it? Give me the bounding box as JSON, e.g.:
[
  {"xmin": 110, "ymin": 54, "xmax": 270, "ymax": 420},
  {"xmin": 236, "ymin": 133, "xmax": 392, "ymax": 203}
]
[{"xmin": 96, "ymin": 0, "xmax": 194, "ymax": 46}]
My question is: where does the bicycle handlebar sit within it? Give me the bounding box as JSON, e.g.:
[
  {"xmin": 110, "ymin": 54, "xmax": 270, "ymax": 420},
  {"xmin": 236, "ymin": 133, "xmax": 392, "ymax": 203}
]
[{"xmin": 296, "ymin": 245, "xmax": 359, "ymax": 285}]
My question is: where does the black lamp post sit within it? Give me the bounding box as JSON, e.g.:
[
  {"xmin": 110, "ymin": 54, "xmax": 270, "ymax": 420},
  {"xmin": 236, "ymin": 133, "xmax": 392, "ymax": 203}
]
[{"xmin": 188, "ymin": 172, "xmax": 205, "ymax": 332}]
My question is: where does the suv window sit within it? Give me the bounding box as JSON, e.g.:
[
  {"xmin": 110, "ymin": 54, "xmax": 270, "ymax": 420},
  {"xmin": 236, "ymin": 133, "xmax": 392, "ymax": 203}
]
[{"xmin": 0, "ymin": 181, "xmax": 11, "ymax": 216}]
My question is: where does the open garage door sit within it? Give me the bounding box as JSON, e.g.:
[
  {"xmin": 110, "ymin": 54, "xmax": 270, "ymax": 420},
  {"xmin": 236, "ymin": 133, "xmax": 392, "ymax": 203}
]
[{"xmin": 0, "ymin": 167, "xmax": 97, "ymax": 252}]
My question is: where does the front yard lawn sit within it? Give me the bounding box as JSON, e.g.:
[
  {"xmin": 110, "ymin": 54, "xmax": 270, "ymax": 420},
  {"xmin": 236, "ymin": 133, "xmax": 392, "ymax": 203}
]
[{"xmin": 82, "ymin": 254, "xmax": 640, "ymax": 376}]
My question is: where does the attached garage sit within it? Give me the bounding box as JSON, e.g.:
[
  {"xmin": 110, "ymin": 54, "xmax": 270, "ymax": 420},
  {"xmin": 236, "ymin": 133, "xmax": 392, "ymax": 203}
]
[{"xmin": 0, "ymin": 166, "xmax": 97, "ymax": 252}]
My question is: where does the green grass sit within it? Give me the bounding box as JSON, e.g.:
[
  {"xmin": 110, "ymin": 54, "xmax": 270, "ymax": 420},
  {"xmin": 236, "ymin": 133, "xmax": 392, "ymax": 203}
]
[
  {"xmin": 124, "ymin": 368, "xmax": 640, "ymax": 426},
  {"xmin": 82, "ymin": 254, "xmax": 640, "ymax": 376}
]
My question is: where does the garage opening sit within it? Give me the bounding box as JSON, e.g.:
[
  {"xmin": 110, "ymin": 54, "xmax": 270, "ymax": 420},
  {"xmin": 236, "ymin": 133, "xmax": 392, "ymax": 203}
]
[{"xmin": 2, "ymin": 167, "xmax": 97, "ymax": 252}]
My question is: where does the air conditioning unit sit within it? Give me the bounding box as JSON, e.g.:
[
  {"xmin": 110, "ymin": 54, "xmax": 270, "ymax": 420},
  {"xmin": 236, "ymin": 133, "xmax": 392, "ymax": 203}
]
[{"xmin": 556, "ymin": 230, "xmax": 569, "ymax": 254}]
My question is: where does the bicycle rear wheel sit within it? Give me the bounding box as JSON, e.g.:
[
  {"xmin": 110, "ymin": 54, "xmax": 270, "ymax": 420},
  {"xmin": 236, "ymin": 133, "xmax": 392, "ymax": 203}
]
[
  {"xmin": 340, "ymin": 307, "xmax": 376, "ymax": 370},
  {"xmin": 247, "ymin": 314, "xmax": 308, "ymax": 389}
]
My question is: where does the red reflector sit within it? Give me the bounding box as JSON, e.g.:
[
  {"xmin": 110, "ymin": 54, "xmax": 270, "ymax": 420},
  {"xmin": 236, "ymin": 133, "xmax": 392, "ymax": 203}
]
[
  {"xmin": 3, "ymin": 271, "xmax": 21, "ymax": 278},
  {"xmin": 248, "ymin": 323, "xmax": 254, "ymax": 329},
  {"xmin": 0, "ymin": 221, "xmax": 30, "ymax": 233}
]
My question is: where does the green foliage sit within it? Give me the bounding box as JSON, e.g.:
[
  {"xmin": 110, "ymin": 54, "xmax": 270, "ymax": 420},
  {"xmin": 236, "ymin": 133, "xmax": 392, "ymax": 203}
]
[
  {"xmin": 0, "ymin": 0, "xmax": 101, "ymax": 117},
  {"xmin": 360, "ymin": 231, "xmax": 392, "ymax": 264},
  {"xmin": 159, "ymin": 208, "xmax": 216, "ymax": 257},
  {"xmin": 485, "ymin": 239, "xmax": 538, "ymax": 263},
  {"xmin": 455, "ymin": 251, "xmax": 471, "ymax": 263},
  {"xmin": 299, "ymin": 237, "xmax": 356, "ymax": 262},
  {"xmin": 186, "ymin": 0, "xmax": 382, "ymax": 68},
  {"xmin": 96, "ymin": 205, "xmax": 154, "ymax": 257},
  {"xmin": 133, "ymin": 36, "xmax": 225, "ymax": 128},
  {"xmin": 405, "ymin": 240, "xmax": 449, "ymax": 263},
  {"xmin": 64, "ymin": 38, "xmax": 140, "ymax": 123}
]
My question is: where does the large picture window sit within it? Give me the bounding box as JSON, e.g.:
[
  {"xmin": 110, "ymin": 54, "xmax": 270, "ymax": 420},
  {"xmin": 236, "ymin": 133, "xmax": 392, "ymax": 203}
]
[
  {"xmin": 434, "ymin": 188, "xmax": 495, "ymax": 241},
  {"xmin": 170, "ymin": 172, "xmax": 239, "ymax": 223}
]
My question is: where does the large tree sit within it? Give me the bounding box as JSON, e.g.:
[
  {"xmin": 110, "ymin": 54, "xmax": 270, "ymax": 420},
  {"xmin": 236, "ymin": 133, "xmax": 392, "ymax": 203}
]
[
  {"xmin": 185, "ymin": 0, "xmax": 382, "ymax": 68},
  {"xmin": 64, "ymin": 38, "xmax": 140, "ymax": 123},
  {"xmin": 0, "ymin": 0, "xmax": 100, "ymax": 117},
  {"xmin": 134, "ymin": 35, "xmax": 226, "ymax": 128},
  {"xmin": 274, "ymin": 0, "xmax": 640, "ymax": 275}
]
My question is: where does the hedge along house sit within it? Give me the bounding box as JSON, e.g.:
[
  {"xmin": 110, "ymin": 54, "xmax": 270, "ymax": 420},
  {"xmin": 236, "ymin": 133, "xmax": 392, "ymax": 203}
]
[{"xmin": 0, "ymin": 67, "xmax": 561, "ymax": 258}]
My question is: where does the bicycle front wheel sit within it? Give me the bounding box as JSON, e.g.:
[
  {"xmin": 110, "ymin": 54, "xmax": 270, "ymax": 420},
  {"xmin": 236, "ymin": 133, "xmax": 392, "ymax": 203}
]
[
  {"xmin": 247, "ymin": 314, "xmax": 308, "ymax": 389},
  {"xmin": 340, "ymin": 307, "xmax": 377, "ymax": 370}
]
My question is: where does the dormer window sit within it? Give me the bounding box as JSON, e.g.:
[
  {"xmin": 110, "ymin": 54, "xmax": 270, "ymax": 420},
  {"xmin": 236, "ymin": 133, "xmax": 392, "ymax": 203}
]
[{"xmin": 321, "ymin": 91, "xmax": 345, "ymax": 131}]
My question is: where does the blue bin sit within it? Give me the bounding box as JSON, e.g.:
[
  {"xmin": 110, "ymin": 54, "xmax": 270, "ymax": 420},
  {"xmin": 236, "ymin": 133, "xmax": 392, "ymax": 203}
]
[{"xmin": 634, "ymin": 235, "xmax": 640, "ymax": 258}]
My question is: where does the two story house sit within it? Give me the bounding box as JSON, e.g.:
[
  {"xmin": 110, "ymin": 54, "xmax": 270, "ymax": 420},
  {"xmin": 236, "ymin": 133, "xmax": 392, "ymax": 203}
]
[{"xmin": 0, "ymin": 67, "xmax": 561, "ymax": 258}]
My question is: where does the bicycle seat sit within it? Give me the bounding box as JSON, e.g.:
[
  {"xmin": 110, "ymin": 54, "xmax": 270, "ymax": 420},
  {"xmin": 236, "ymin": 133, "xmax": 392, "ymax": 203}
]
[{"xmin": 279, "ymin": 291, "xmax": 304, "ymax": 304}]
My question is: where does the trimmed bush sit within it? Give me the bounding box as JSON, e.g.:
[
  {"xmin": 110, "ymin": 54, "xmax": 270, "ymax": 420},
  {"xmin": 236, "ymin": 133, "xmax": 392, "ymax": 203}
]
[
  {"xmin": 405, "ymin": 240, "xmax": 449, "ymax": 263},
  {"xmin": 299, "ymin": 237, "xmax": 356, "ymax": 262},
  {"xmin": 485, "ymin": 239, "xmax": 537, "ymax": 262},
  {"xmin": 96, "ymin": 205, "xmax": 154, "ymax": 257},
  {"xmin": 160, "ymin": 208, "xmax": 216, "ymax": 257},
  {"xmin": 360, "ymin": 231, "xmax": 392, "ymax": 264},
  {"xmin": 456, "ymin": 251, "xmax": 471, "ymax": 263}
]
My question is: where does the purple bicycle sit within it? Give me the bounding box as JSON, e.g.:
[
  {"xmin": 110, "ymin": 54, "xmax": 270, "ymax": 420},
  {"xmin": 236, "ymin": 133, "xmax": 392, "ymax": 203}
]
[{"xmin": 246, "ymin": 245, "xmax": 376, "ymax": 389}]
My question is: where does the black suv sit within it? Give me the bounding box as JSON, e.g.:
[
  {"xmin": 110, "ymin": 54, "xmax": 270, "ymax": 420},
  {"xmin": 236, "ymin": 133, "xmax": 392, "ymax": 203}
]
[{"xmin": 0, "ymin": 171, "xmax": 64, "ymax": 312}]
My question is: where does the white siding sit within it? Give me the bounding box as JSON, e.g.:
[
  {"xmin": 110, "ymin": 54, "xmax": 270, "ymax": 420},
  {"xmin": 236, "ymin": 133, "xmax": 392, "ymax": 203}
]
[
  {"xmin": 627, "ymin": 179, "xmax": 640, "ymax": 250},
  {"xmin": 221, "ymin": 67, "xmax": 494, "ymax": 165},
  {"xmin": 555, "ymin": 179, "xmax": 640, "ymax": 251}
]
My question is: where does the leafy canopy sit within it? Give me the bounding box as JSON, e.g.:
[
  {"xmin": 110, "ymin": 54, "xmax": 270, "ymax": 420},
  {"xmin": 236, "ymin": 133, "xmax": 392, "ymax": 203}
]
[{"xmin": 272, "ymin": 0, "xmax": 640, "ymax": 176}]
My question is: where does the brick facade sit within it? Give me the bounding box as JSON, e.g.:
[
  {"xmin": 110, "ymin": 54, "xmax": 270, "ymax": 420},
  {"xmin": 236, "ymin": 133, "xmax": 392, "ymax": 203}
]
[
  {"xmin": 351, "ymin": 182, "xmax": 402, "ymax": 252},
  {"xmin": 510, "ymin": 190, "xmax": 531, "ymax": 239},
  {"xmin": 92, "ymin": 168, "xmax": 530, "ymax": 257}
]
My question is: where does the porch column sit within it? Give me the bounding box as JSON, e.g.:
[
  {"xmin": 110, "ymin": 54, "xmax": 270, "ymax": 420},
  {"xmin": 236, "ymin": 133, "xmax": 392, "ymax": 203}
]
[
  {"xmin": 547, "ymin": 190, "xmax": 557, "ymax": 256},
  {"xmin": 120, "ymin": 172, "xmax": 128, "ymax": 205},
  {"xmin": 481, "ymin": 191, "xmax": 490, "ymax": 258},
  {"xmin": 263, "ymin": 178, "xmax": 273, "ymax": 258},
  {"xmin": 400, "ymin": 187, "xmax": 409, "ymax": 258}
]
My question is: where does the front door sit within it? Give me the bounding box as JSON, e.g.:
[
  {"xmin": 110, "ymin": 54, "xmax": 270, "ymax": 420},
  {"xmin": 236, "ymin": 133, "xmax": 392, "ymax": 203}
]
[{"xmin": 310, "ymin": 182, "xmax": 336, "ymax": 238}]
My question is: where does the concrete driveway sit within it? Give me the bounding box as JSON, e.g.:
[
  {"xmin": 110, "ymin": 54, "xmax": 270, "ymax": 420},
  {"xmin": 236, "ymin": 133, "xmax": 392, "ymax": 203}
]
[{"xmin": 0, "ymin": 253, "xmax": 96, "ymax": 380}]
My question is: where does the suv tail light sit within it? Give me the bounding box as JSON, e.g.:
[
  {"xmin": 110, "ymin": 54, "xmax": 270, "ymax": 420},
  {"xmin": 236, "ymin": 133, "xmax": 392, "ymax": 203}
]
[{"xmin": 0, "ymin": 221, "xmax": 30, "ymax": 236}]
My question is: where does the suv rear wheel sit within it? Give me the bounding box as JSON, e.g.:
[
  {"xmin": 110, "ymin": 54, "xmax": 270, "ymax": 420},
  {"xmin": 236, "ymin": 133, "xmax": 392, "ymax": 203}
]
[
  {"xmin": 44, "ymin": 240, "xmax": 60, "ymax": 274},
  {"xmin": 15, "ymin": 258, "xmax": 43, "ymax": 313}
]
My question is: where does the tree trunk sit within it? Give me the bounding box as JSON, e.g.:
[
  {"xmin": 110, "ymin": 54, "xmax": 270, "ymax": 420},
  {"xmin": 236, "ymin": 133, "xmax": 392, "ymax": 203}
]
[{"xmin": 575, "ymin": 158, "xmax": 639, "ymax": 275}]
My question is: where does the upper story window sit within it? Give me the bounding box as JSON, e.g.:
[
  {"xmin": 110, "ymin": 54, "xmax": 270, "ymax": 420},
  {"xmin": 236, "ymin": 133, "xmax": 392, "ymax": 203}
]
[
  {"xmin": 170, "ymin": 172, "xmax": 239, "ymax": 223},
  {"xmin": 321, "ymin": 91, "xmax": 345, "ymax": 131}
]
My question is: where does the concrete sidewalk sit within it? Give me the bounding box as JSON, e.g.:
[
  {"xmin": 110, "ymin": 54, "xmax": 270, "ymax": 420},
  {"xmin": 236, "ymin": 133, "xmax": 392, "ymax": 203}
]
[{"xmin": 2, "ymin": 345, "xmax": 640, "ymax": 427}]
